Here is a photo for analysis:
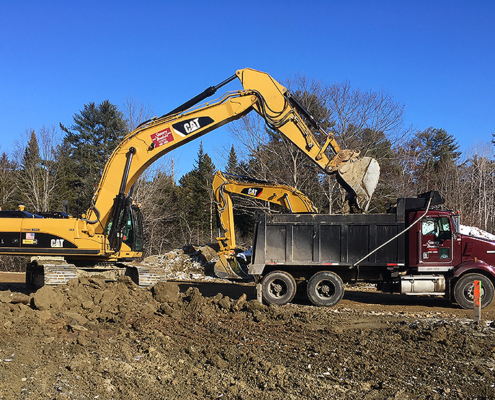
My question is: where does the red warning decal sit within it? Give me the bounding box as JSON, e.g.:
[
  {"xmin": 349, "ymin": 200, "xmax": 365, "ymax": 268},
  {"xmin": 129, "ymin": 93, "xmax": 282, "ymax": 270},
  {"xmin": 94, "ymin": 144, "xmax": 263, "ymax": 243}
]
[{"xmin": 150, "ymin": 128, "xmax": 174, "ymax": 148}]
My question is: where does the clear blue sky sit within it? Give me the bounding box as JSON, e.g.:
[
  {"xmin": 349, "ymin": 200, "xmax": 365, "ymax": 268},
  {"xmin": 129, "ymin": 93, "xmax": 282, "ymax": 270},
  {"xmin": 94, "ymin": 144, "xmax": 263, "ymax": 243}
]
[{"xmin": 1, "ymin": 1, "xmax": 494, "ymax": 178}]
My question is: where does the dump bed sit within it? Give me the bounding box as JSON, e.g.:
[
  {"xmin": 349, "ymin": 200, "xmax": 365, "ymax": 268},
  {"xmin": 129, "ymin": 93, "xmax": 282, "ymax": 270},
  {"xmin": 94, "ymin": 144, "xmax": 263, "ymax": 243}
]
[{"xmin": 248, "ymin": 212, "xmax": 406, "ymax": 280}]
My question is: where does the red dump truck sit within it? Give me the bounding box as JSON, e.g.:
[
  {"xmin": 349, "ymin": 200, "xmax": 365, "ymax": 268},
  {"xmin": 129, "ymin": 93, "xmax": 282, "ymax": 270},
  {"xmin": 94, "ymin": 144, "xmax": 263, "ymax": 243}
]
[{"xmin": 248, "ymin": 192, "xmax": 495, "ymax": 309}]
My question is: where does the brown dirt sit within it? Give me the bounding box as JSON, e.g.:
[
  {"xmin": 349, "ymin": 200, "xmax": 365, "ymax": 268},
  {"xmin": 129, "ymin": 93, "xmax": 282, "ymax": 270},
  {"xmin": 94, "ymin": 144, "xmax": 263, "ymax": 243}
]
[{"xmin": 1, "ymin": 270, "xmax": 495, "ymax": 399}]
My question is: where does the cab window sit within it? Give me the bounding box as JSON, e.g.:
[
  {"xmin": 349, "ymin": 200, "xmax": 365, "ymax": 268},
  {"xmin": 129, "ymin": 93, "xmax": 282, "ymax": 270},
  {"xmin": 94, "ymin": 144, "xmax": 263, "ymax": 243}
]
[
  {"xmin": 422, "ymin": 219, "xmax": 437, "ymax": 236},
  {"xmin": 421, "ymin": 217, "xmax": 451, "ymax": 240}
]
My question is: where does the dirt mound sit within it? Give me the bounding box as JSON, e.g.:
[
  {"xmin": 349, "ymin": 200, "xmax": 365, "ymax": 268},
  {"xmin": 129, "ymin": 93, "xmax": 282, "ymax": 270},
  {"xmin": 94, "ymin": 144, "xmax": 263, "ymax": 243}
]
[{"xmin": 1, "ymin": 275, "xmax": 495, "ymax": 399}]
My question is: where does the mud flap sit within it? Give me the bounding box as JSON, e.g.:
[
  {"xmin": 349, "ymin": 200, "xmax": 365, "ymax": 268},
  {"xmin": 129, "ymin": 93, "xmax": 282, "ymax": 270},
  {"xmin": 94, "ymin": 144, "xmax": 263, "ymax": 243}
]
[
  {"xmin": 337, "ymin": 157, "xmax": 380, "ymax": 211},
  {"xmin": 214, "ymin": 253, "xmax": 249, "ymax": 280}
]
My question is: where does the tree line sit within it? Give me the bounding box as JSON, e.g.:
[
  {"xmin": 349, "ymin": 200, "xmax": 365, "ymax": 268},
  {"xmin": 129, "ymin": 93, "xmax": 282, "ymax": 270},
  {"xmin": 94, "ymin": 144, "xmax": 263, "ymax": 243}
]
[{"xmin": 1, "ymin": 75, "xmax": 494, "ymax": 266}]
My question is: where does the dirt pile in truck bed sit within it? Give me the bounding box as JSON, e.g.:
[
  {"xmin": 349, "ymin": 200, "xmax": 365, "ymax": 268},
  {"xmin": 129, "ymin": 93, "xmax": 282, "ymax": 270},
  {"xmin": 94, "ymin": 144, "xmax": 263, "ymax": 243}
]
[{"xmin": 1, "ymin": 275, "xmax": 495, "ymax": 399}]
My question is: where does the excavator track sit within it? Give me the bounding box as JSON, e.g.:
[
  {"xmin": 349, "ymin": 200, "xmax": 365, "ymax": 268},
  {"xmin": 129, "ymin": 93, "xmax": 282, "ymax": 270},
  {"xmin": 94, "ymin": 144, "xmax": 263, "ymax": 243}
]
[
  {"xmin": 26, "ymin": 261, "xmax": 78, "ymax": 288},
  {"xmin": 26, "ymin": 258, "xmax": 169, "ymax": 289},
  {"xmin": 119, "ymin": 262, "xmax": 169, "ymax": 287}
]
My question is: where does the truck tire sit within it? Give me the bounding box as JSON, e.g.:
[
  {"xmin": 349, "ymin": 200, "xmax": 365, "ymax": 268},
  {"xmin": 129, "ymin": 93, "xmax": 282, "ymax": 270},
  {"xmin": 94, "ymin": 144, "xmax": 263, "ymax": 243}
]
[
  {"xmin": 454, "ymin": 273, "xmax": 494, "ymax": 309},
  {"xmin": 261, "ymin": 271, "xmax": 296, "ymax": 306},
  {"xmin": 307, "ymin": 271, "xmax": 344, "ymax": 307}
]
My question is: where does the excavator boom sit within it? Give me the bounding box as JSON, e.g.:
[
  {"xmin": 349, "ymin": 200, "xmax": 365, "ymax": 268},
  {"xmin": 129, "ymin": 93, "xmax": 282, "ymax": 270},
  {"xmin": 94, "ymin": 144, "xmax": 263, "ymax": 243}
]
[{"xmin": 89, "ymin": 68, "xmax": 379, "ymax": 232}]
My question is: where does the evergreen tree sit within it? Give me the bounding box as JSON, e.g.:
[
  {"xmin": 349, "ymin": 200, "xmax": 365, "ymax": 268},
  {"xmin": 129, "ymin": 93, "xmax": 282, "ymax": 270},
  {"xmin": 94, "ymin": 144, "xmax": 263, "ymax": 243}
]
[
  {"xmin": 226, "ymin": 145, "xmax": 239, "ymax": 174},
  {"xmin": 397, "ymin": 127, "xmax": 460, "ymax": 195},
  {"xmin": 60, "ymin": 100, "xmax": 128, "ymax": 211},
  {"xmin": 17, "ymin": 131, "xmax": 42, "ymax": 210},
  {"xmin": 178, "ymin": 143, "xmax": 216, "ymax": 244}
]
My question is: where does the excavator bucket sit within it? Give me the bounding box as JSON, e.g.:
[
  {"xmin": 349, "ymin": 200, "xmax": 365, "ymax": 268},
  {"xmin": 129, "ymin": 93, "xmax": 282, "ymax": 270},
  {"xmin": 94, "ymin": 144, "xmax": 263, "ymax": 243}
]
[
  {"xmin": 337, "ymin": 157, "xmax": 380, "ymax": 211},
  {"xmin": 214, "ymin": 253, "xmax": 249, "ymax": 280}
]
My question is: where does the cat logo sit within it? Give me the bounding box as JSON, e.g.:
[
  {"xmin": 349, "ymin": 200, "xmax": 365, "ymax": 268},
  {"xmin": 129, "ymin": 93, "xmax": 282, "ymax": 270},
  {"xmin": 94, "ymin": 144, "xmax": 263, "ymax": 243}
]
[
  {"xmin": 241, "ymin": 187, "xmax": 263, "ymax": 197},
  {"xmin": 184, "ymin": 118, "xmax": 200, "ymax": 134},
  {"xmin": 51, "ymin": 239, "xmax": 64, "ymax": 248},
  {"xmin": 172, "ymin": 117, "xmax": 214, "ymax": 136}
]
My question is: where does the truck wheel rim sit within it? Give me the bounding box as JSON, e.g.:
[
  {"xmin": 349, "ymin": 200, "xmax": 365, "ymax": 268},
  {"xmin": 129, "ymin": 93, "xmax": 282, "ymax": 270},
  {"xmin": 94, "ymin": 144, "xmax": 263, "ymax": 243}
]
[
  {"xmin": 316, "ymin": 280, "xmax": 335, "ymax": 299},
  {"xmin": 464, "ymin": 283, "xmax": 484, "ymax": 301},
  {"xmin": 269, "ymin": 280, "xmax": 286, "ymax": 298}
]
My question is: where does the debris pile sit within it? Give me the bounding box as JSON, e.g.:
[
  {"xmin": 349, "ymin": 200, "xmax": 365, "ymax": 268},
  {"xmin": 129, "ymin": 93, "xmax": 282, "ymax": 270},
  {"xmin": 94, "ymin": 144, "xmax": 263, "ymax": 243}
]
[{"xmin": 141, "ymin": 244, "xmax": 222, "ymax": 281}]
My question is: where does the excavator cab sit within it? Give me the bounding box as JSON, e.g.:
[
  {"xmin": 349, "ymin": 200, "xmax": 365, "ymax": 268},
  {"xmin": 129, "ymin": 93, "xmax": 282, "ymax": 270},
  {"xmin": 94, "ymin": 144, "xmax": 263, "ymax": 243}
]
[
  {"xmin": 107, "ymin": 203, "xmax": 144, "ymax": 254},
  {"xmin": 122, "ymin": 205, "xmax": 144, "ymax": 252}
]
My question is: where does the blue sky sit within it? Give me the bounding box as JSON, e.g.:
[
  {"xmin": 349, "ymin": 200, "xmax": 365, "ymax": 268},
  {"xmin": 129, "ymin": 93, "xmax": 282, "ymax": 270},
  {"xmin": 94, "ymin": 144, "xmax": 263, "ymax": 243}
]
[{"xmin": 1, "ymin": 1, "xmax": 494, "ymax": 178}]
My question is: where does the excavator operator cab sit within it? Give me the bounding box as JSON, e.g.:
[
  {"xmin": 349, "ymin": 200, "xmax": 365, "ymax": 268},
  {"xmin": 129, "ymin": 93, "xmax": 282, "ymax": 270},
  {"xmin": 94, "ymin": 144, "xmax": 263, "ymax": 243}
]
[
  {"xmin": 122, "ymin": 205, "xmax": 144, "ymax": 252},
  {"xmin": 107, "ymin": 204, "xmax": 144, "ymax": 253}
]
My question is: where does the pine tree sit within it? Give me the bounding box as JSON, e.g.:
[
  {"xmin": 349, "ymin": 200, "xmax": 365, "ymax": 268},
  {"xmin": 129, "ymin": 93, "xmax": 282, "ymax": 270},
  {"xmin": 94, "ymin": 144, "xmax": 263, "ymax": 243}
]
[
  {"xmin": 60, "ymin": 100, "xmax": 128, "ymax": 211},
  {"xmin": 178, "ymin": 143, "xmax": 216, "ymax": 244},
  {"xmin": 226, "ymin": 145, "xmax": 239, "ymax": 174},
  {"xmin": 18, "ymin": 131, "xmax": 42, "ymax": 210},
  {"xmin": 397, "ymin": 127, "xmax": 461, "ymax": 195}
]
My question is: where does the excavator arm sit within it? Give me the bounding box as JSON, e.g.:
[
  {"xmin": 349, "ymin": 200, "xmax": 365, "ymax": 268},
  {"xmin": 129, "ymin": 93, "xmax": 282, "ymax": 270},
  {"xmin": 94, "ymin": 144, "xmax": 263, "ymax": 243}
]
[
  {"xmin": 213, "ymin": 170, "xmax": 318, "ymax": 279},
  {"xmin": 86, "ymin": 68, "xmax": 379, "ymax": 256}
]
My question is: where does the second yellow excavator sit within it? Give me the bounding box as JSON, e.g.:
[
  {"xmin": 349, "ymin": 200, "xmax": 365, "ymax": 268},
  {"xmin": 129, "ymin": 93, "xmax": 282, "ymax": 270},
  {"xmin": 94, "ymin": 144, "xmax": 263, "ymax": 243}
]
[{"xmin": 213, "ymin": 170, "xmax": 318, "ymax": 278}]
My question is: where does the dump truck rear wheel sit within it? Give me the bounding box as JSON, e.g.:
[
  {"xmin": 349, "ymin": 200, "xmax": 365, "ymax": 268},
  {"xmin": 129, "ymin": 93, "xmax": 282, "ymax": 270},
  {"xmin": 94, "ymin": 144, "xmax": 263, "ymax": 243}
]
[
  {"xmin": 454, "ymin": 273, "xmax": 494, "ymax": 309},
  {"xmin": 261, "ymin": 271, "xmax": 296, "ymax": 306},
  {"xmin": 307, "ymin": 271, "xmax": 344, "ymax": 307}
]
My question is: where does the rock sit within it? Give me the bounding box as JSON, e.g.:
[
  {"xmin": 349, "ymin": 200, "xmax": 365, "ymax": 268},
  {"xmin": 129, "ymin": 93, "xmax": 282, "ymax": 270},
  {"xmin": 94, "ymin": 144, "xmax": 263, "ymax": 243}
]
[
  {"xmin": 0, "ymin": 291, "xmax": 13, "ymax": 303},
  {"xmin": 218, "ymin": 296, "xmax": 232, "ymax": 311},
  {"xmin": 9, "ymin": 293, "xmax": 30, "ymax": 305},
  {"xmin": 210, "ymin": 293, "xmax": 223, "ymax": 304},
  {"xmin": 0, "ymin": 291, "xmax": 30, "ymax": 305},
  {"xmin": 233, "ymin": 293, "xmax": 247, "ymax": 311},
  {"xmin": 32, "ymin": 286, "xmax": 64, "ymax": 311},
  {"xmin": 63, "ymin": 311, "xmax": 89, "ymax": 326},
  {"xmin": 116, "ymin": 276, "xmax": 136, "ymax": 288},
  {"xmin": 185, "ymin": 287, "xmax": 205, "ymax": 313},
  {"xmin": 153, "ymin": 282, "xmax": 180, "ymax": 303},
  {"xmin": 198, "ymin": 245, "xmax": 219, "ymax": 262},
  {"xmin": 245, "ymin": 300, "xmax": 266, "ymax": 312}
]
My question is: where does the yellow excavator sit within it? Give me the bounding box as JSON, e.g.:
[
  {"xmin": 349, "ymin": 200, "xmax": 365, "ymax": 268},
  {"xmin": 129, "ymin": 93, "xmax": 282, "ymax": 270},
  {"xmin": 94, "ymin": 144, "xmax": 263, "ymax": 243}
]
[
  {"xmin": 0, "ymin": 68, "xmax": 380, "ymax": 287},
  {"xmin": 213, "ymin": 170, "xmax": 318, "ymax": 279}
]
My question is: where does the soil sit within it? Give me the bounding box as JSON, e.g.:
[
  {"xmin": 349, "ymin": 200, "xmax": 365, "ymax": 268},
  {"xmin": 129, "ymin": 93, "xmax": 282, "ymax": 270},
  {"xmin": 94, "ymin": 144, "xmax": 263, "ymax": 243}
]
[{"xmin": 1, "ymin": 248, "xmax": 495, "ymax": 399}]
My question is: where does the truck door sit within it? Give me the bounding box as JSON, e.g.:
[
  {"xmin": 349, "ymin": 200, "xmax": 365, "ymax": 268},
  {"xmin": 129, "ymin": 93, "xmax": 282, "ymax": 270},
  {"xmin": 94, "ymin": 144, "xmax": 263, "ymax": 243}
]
[{"xmin": 419, "ymin": 216, "xmax": 453, "ymax": 267}]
